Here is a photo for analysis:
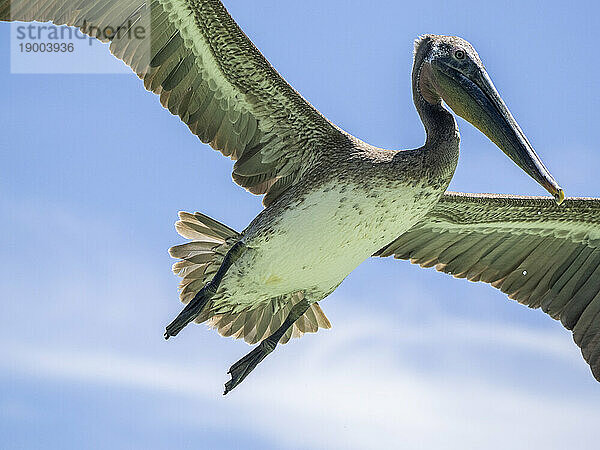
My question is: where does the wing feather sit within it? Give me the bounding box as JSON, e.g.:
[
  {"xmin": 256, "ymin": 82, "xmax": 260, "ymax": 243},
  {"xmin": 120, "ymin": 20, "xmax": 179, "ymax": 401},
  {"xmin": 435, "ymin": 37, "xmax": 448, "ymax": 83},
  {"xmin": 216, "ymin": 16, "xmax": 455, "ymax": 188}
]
[
  {"xmin": 375, "ymin": 192, "xmax": 600, "ymax": 382},
  {"xmin": 1, "ymin": 0, "xmax": 349, "ymax": 205}
]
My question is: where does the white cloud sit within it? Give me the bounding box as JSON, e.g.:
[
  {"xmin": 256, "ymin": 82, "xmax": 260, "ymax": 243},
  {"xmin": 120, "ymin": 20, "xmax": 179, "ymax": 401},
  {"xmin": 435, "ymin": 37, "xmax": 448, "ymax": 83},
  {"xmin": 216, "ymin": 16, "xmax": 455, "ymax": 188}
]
[{"xmin": 1, "ymin": 305, "xmax": 598, "ymax": 450}]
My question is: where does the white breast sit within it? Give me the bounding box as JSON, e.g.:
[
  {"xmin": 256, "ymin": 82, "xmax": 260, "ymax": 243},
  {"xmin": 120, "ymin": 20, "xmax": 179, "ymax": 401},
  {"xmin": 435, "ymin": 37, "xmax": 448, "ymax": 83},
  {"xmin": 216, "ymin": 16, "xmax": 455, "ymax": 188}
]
[{"xmin": 221, "ymin": 180, "xmax": 439, "ymax": 306}]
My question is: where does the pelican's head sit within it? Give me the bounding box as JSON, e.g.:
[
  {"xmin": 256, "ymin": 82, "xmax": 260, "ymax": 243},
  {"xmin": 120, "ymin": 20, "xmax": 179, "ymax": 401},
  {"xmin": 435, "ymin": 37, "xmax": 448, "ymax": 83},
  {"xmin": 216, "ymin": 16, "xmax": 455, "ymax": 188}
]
[{"xmin": 414, "ymin": 35, "xmax": 564, "ymax": 204}]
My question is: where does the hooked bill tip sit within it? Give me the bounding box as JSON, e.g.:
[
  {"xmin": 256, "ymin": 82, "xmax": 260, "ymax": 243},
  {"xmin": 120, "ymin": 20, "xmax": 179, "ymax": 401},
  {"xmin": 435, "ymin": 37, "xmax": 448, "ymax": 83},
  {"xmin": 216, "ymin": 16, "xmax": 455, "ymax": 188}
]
[{"xmin": 554, "ymin": 188, "xmax": 565, "ymax": 205}]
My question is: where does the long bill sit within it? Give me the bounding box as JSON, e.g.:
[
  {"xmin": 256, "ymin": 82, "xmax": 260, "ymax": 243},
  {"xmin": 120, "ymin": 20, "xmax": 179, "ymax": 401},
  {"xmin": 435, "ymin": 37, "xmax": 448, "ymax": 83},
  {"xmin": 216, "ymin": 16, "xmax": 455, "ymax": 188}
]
[{"xmin": 434, "ymin": 62, "xmax": 565, "ymax": 205}]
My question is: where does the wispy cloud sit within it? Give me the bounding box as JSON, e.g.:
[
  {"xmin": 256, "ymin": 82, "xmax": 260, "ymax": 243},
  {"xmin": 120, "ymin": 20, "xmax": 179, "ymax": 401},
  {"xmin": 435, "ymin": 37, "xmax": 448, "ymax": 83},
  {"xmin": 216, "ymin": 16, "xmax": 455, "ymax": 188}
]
[{"xmin": 1, "ymin": 304, "xmax": 598, "ymax": 450}]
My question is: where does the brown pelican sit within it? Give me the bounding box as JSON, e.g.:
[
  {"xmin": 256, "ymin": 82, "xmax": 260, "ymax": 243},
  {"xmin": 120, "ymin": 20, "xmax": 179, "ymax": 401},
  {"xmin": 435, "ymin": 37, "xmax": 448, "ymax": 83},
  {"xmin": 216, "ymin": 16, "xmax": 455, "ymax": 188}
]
[{"xmin": 3, "ymin": 0, "xmax": 599, "ymax": 394}]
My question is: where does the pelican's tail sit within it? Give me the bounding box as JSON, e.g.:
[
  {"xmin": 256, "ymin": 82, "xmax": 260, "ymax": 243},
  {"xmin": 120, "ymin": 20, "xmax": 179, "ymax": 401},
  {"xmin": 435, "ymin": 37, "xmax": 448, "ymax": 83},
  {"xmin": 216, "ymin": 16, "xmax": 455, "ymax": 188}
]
[
  {"xmin": 169, "ymin": 210, "xmax": 241, "ymax": 305},
  {"xmin": 169, "ymin": 211, "xmax": 331, "ymax": 344}
]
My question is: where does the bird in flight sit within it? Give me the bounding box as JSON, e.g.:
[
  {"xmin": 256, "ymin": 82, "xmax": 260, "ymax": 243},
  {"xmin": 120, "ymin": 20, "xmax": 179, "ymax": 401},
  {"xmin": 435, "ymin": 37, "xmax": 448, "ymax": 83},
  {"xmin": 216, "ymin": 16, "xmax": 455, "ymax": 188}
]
[{"xmin": 3, "ymin": 0, "xmax": 600, "ymax": 394}]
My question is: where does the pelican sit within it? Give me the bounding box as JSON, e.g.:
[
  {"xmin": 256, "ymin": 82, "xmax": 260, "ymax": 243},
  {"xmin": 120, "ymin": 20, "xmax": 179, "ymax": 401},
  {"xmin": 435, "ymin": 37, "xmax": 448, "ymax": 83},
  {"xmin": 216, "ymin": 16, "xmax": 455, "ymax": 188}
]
[{"xmin": 3, "ymin": 0, "xmax": 600, "ymax": 394}]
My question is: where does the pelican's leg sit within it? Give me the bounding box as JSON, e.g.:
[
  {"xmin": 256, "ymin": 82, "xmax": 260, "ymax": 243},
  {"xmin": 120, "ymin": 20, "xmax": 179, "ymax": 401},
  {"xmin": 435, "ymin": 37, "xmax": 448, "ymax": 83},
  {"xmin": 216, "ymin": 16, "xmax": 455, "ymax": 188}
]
[
  {"xmin": 164, "ymin": 241, "xmax": 246, "ymax": 339},
  {"xmin": 224, "ymin": 298, "xmax": 310, "ymax": 395}
]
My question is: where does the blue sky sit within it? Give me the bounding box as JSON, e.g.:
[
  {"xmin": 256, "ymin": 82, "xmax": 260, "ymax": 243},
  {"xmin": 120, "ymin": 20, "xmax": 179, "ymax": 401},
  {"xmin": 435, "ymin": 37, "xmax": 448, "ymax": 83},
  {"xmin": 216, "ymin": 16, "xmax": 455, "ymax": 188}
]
[{"xmin": 2, "ymin": 0, "xmax": 600, "ymax": 448}]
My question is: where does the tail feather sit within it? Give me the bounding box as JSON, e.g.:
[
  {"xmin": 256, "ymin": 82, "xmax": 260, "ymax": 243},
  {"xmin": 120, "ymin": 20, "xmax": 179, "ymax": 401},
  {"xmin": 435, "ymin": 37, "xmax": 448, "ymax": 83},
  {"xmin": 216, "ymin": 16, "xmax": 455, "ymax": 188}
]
[
  {"xmin": 170, "ymin": 211, "xmax": 331, "ymax": 345},
  {"xmin": 171, "ymin": 211, "xmax": 239, "ymax": 305},
  {"xmin": 175, "ymin": 211, "xmax": 238, "ymax": 241},
  {"xmin": 207, "ymin": 292, "xmax": 331, "ymax": 345}
]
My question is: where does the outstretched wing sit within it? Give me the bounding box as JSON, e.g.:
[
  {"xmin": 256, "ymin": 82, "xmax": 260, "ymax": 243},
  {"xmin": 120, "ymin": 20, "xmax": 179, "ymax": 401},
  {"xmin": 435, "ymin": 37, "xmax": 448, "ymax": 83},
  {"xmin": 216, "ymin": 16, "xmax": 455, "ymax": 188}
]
[
  {"xmin": 1, "ymin": 0, "xmax": 349, "ymax": 205},
  {"xmin": 375, "ymin": 191, "xmax": 600, "ymax": 381}
]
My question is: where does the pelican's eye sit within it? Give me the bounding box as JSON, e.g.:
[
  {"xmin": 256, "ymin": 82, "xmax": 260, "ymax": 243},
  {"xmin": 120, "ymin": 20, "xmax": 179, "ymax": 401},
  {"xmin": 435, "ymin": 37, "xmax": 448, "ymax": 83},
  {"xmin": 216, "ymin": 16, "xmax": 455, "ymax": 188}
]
[{"xmin": 454, "ymin": 49, "xmax": 466, "ymax": 60}]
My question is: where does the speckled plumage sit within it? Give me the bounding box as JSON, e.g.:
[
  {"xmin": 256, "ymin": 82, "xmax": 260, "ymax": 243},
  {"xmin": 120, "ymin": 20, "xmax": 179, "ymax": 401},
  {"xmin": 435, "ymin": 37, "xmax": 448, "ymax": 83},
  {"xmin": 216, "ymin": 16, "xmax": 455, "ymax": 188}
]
[{"xmin": 4, "ymin": 0, "xmax": 600, "ymax": 383}]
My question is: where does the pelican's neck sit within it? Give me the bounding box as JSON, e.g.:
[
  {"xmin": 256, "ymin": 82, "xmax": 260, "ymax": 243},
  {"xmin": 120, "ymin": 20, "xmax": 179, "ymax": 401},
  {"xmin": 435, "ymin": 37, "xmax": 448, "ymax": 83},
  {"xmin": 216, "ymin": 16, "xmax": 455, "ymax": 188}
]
[
  {"xmin": 410, "ymin": 57, "xmax": 460, "ymax": 185},
  {"xmin": 412, "ymin": 62, "xmax": 459, "ymax": 148}
]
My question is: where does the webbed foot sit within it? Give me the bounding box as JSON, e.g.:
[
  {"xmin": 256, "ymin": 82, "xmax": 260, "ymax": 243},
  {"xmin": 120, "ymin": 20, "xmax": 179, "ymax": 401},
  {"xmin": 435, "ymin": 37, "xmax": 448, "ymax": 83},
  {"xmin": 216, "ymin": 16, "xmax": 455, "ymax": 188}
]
[
  {"xmin": 164, "ymin": 282, "xmax": 216, "ymax": 339},
  {"xmin": 224, "ymin": 338, "xmax": 277, "ymax": 395}
]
